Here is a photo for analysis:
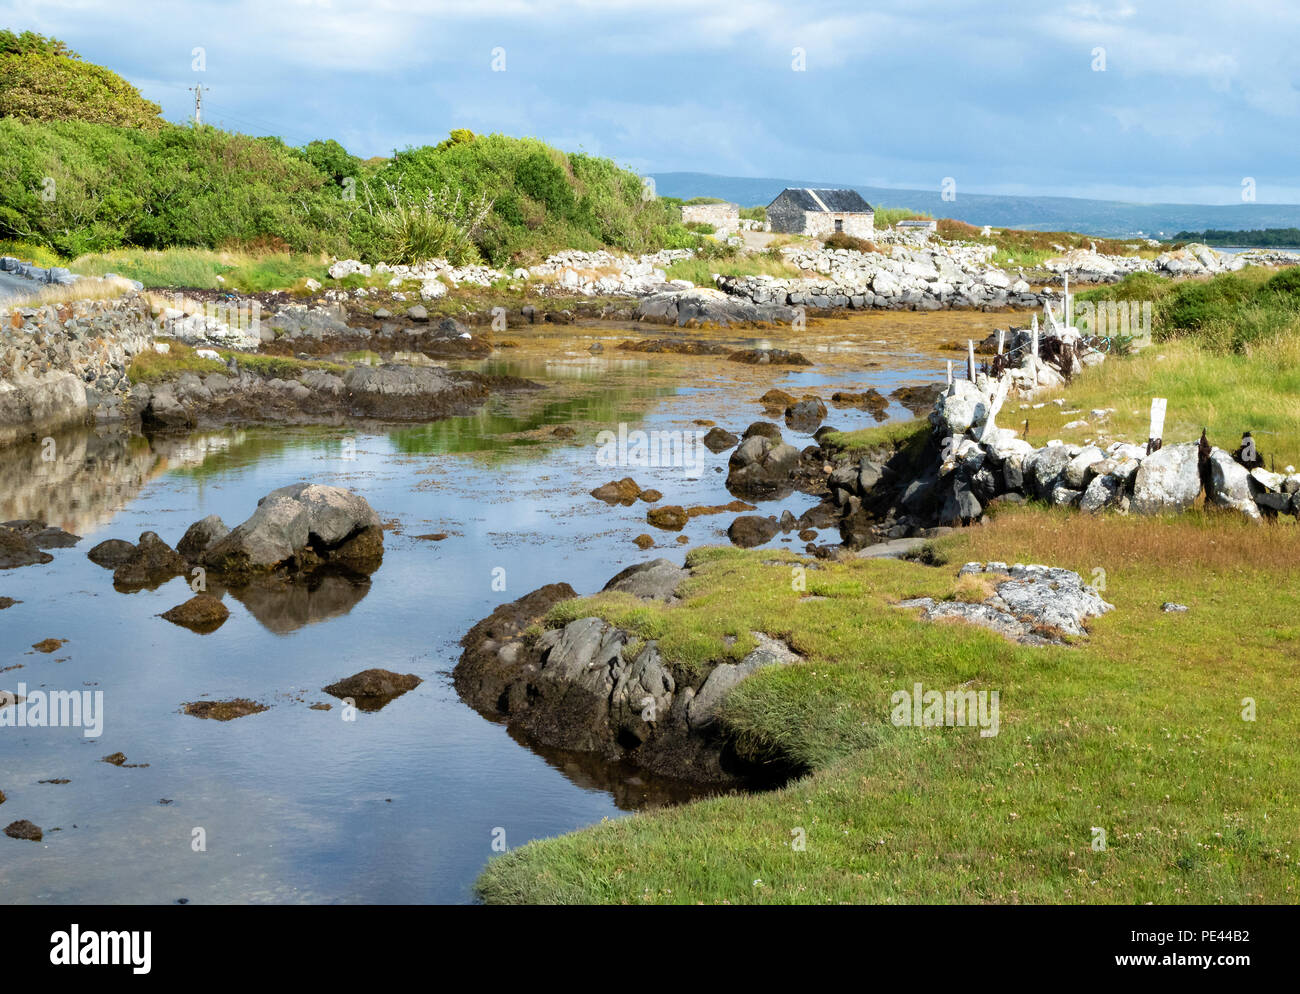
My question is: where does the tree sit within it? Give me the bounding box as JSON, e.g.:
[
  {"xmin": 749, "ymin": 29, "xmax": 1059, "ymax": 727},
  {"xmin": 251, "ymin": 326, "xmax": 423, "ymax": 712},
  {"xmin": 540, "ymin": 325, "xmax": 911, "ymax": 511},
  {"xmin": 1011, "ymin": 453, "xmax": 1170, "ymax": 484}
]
[{"xmin": 0, "ymin": 47, "xmax": 162, "ymax": 129}]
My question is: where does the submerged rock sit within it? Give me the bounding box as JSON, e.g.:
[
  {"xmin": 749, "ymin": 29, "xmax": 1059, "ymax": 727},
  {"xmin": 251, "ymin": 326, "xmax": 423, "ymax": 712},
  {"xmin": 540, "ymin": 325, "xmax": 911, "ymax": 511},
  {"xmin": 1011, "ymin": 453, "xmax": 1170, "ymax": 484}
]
[
  {"xmin": 646, "ymin": 505, "xmax": 688, "ymax": 531},
  {"xmin": 322, "ymin": 669, "xmax": 422, "ymax": 711},
  {"xmin": 1, "ymin": 520, "xmax": 80, "ymax": 548},
  {"xmin": 183, "ymin": 699, "xmax": 268, "ymax": 721},
  {"xmin": 702, "ymin": 426, "xmax": 739, "ymax": 453},
  {"xmin": 160, "ymin": 594, "xmax": 231, "ymax": 634},
  {"xmin": 591, "ymin": 477, "xmax": 643, "ymax": 505},
  {"xmin": 4, "ymin": 819, "xmax": 42, "ymax": 842},
  {"xmin": 0, "ymin": 527, "xmax": 53, "ymax": 569}
]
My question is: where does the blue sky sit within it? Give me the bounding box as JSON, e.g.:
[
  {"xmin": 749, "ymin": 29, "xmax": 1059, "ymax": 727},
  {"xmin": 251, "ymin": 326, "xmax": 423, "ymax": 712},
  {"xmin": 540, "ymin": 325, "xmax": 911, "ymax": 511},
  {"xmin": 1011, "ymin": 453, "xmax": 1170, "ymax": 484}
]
[{"xmin": 4, "ymin": 0, "xmax": 1298, "ymax": 204}]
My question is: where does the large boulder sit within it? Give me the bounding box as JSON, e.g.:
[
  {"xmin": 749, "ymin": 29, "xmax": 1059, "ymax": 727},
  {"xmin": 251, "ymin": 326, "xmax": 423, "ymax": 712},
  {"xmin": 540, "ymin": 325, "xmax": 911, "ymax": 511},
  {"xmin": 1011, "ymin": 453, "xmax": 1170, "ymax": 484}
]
[
  {"xmin": 727, "ymin": 515, "xmax": 779, "ymax": 548},
  {"xmin": 203, "ymin": 483, "xmax": 383, "ymax": 579},
  {"xmin": 176, "ymin": 514, "xmax": 229, "ymax": 561},
  {"xmin": 601, "ymin": 559, "xmax": 688, "ymax": 602},
  {"xmin": 1207, "ymin": 448, "xmax": 1261, "ymax": 520},
  {"xmin": 726, "ymin": 434, "xmax": 802, "ymax": 499},
  {"xmin": 1130, "ymin": 442, "xmax": 1202, "ymax": 515},
  {"xmin": 0, "ymin": 527, "xmax": 53, "ymax": 569}
]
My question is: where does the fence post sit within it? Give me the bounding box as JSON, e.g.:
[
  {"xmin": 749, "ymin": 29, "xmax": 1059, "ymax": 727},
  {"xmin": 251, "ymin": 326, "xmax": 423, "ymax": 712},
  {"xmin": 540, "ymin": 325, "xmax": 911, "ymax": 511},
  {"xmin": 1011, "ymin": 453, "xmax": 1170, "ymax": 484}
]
[
  {"xmin": 996, "ymin": 329, "xmax": 1005, "ymax": 355},
  {"xmin": 968, "ymin": 339, "xmax": 976, "ymax": 381},
  {"xmin": 1147, "ymin": 397, "xmax": 1167, "ymax": 454},
  {"xmin": 946, "ymin": 360, "xmax": 953, "ymax": 387},
  {"xmin": 1031, "ymin": 314, "xmax": 1039, "ymax": 386}
]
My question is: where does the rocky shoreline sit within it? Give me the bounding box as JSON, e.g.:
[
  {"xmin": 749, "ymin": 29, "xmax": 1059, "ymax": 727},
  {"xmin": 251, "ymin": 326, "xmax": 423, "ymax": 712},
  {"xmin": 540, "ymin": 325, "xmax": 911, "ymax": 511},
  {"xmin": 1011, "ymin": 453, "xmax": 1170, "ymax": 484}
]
[{"xmin": 454, "ymin": 559, "xmax": 805, "ymax": 787}]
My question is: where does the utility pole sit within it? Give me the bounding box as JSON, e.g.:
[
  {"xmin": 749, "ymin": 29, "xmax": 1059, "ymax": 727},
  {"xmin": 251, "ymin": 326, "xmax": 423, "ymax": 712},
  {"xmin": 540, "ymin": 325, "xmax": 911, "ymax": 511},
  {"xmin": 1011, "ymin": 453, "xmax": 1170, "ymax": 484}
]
[{"xmin": 188, "ymin": 85, "xmax": 209, "ymax": 125}]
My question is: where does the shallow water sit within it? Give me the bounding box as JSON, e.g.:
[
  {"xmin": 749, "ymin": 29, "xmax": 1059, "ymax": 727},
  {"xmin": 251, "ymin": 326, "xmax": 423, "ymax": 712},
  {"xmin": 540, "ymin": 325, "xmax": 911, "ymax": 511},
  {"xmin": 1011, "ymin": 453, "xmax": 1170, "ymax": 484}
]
[{"xmin": 0, "ymin": 312, "xmax": 1003, "ymax": 903}]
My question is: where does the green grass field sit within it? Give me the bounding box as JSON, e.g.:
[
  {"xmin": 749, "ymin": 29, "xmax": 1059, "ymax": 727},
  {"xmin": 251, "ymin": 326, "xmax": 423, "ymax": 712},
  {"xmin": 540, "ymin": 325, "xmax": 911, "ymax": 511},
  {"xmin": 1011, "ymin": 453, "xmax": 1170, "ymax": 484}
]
[{"xmin": 478, "ymin": 509, "xmax": 1300, "ymax": 904}]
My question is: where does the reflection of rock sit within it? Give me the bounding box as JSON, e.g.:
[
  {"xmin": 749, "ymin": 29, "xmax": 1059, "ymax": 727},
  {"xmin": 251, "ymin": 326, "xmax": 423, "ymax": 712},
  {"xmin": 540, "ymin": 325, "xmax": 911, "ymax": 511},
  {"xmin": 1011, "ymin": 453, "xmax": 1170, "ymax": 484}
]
[
  {"xmin": 183, "ymin": 699, "xmax": 268, "ymax": 721},
  {"xmin": 219, "ymin": 570, "xmax": 370, "ymax": 634},
  {"xmin": 160, "ymin": 594, "xmax": 230, "ymax": 634},
  {"xmin": 322, "ymin": 668, "xmax": 422, "ymax": 712}
]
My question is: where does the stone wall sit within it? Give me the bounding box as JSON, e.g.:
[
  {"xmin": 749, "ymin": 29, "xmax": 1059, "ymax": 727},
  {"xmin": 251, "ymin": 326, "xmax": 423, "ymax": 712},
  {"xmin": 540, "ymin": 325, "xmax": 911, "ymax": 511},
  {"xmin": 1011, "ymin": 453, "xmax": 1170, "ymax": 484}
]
[
  {"xmin": 681, "ymin": 203, "xmax": 739, "ymax": 235},
  {"xmin": 801, "ymin": 211, "xmax": 875, "ymax": 239},
  {"xmin": 0, "ymin": 294, "xmax": 155, "ymax": 447}
]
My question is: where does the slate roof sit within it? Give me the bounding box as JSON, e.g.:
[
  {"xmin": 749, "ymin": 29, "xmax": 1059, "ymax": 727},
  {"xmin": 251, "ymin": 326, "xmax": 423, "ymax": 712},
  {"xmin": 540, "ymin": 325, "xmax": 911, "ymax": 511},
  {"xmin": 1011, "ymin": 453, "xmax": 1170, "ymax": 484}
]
[{"xmin": 770, "ymin": 188, "xmax": 874, "ymax": 213}]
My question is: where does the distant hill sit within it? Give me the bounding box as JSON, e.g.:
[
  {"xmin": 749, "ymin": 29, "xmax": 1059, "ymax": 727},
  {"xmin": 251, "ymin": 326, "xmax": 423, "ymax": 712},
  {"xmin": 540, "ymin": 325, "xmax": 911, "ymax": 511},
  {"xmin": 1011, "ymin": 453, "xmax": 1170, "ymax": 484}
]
[{"xmin": 650, "ymin": 172, "xmax": 1300, "ymax": 239}]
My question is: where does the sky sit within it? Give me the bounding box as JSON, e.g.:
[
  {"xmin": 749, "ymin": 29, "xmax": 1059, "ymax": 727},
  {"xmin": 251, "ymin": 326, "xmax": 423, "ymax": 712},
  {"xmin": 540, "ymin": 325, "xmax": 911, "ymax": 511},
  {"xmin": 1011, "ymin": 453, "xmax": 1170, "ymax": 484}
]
[{"xmin": 4, "ymin": 0, "xmax": 1299, "ymax": 204}]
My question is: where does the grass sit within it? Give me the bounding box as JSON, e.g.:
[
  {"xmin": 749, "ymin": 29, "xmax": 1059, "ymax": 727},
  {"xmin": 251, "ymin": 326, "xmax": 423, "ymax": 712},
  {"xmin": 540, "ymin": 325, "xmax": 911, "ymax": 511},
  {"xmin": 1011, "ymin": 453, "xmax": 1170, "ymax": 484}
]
[
  {"xmin": 936, "ymin": 219, "xmax": 1158, "ymax": 270},
  {"xmin": 1019, "ymin": 337, "xmax": 1300, "ymax": 466},
  {"xmin": 821, "ymin": 418, "xmax": 929, "ymax": 460},
  {"xmin": 0, "ymin": 276, "xmax": 131, "ymax": 309},
  {"xmin": 477, "ymin": 507, "xmax": 1300, "ymax": 904},
  {"xmin": 0, "ymin": 238, "xmax": 66, "ymax": 268},
  {"xmin": 664, "ymin": 256, "xmax": 803, "ymax": 285},
  {"xmin": 70, "ymin": 247, "xmax": 332, "ymax": 292},
  {"xmin": 126, "ymin": 340, "xmax": 346, "ymax": 384}
]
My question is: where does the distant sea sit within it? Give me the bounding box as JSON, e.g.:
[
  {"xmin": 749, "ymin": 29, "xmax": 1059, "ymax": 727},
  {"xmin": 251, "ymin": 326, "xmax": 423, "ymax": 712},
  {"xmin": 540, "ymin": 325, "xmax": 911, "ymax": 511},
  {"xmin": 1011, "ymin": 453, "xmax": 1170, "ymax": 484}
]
[{"xmin": 650, "ymin": 172, "xmax": 1300, "ymax": 240}]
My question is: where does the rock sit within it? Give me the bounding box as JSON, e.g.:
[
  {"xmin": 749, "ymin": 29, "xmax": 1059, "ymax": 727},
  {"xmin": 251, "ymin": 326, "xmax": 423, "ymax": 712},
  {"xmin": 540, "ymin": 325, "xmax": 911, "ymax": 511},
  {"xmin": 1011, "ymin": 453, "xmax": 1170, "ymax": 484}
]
[
  {"xmin": 322, "ymin": 668, "xmax": 423, "ymax": 711},
  {"xmin": 182, "ymin": 699, "xmax": 268, "ymax": 720},
  {"xmin": 0, "ymin": 527, "xmax": 53, "ymax": 569},
  {"xmin": 203, "ymin": 483, "xmax": 383, "ymax": 579},
  {"xmin": 176, "ymin": 514, "xmax": 229, "ymax": 560},
  {"xmin": 160, "ymin": 594, "xmax": 231, "ymax": 633},
  {"xmin": 112, "ymin": 532, "xmax": 189, "ymax": 588},
  {"xmin": 1062, "ymin": 446, "xmax": 1105, "ymax": 489},
  {"xmin": 646, "ymin": 505, "xmax": 688, "ymax": 531},
  {"xmin": 87, "ymin": 538, "xmax": 137, "ymax": 568},
  {"xmin": 406, "ymin": 305, "xmax": 429, "ymax": 321},
  {"xmin": 784, "ymin": 396, "xmax": 827, "ymax": 433},
  {"xmin": 591, "ymin": 478, "xmax": 642, "ymax": 505},
  {"xmin": 0, "ymin": 520, "xmax": 80, "ymax": 548},
  {"xmin": 1130, "ymin": 442, "xmax": 1202, "ymax": 515},
  {"xmin": 687, "ymin": 633, "xmax": 800, "ymax": 730},
  {"xmin": 1161, "ymin": 602, "xmax": 1189, "ymax": 612},
  {"xmin": 1207, "ymin": 448, "xmax": 1261, "ymax": 520},
  {"xmin": 1079, "ymin": 473, "xmax": 1122, "ymax": 513},
  {"xmin": 742, "ymin": 421, "xmax": 784, "ymax": 442},
  {"xmin": 727, "ymin": 515, "xmax": 779, "ymax": 548},
  {"xmin": 726, "ymin": 435, "xmax": 803, "ymax": 499},
  {"xmin": 702, "ymin": 426, "xmax": 739, "ymax": 453},
  {"xmin": 639, "ymin": 489, "xmax": 663, "ymax": 503},
  {"xmin": 1025, "ymin": 444, "xmax": 1074, "ymax": 500},
  {"xmin": 4, "ymin": 819, "xmax": 42, "ymax": 842},
  {"xmin": 601, "ymin": 558, "xmax": 689, "ymax": 601},
  {"xmin": 633, "ymin": 534, "xmax": 655, "ymax": 550},
  {"xmin": 31, "ymin": 638, "xmax": 66, "ymax": 653},
  {"xmin": 759, "ymin": 389, "xmax": 797, "ymax": 411}
]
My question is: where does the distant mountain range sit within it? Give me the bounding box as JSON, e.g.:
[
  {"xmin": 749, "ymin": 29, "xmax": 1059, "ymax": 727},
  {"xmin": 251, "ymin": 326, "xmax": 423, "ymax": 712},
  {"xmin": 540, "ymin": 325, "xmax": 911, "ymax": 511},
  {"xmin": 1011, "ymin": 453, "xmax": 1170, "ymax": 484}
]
[{"xmin": 650, "ymin": 172, "xmax": 1300, "ymax": 239}]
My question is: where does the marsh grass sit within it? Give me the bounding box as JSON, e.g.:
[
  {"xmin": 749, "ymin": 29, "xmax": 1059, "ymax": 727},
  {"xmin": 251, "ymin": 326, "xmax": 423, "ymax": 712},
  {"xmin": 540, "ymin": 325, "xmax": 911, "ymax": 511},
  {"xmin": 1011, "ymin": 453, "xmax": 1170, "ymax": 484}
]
[{"xmin": 478, "ymin": 508, "xmax": 1300, "ymax": 904}]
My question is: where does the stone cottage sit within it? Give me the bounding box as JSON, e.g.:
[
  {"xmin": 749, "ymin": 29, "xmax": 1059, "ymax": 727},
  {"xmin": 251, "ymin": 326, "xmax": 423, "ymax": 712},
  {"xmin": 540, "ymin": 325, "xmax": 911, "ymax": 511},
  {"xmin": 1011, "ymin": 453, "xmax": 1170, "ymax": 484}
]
[
  {"xmin": 680, "ymin": 202, "xmax": 740, "ymax": 235},
  {"xmin": 766, "ymin": 188, "xmax": 874, "ymax": 237}
]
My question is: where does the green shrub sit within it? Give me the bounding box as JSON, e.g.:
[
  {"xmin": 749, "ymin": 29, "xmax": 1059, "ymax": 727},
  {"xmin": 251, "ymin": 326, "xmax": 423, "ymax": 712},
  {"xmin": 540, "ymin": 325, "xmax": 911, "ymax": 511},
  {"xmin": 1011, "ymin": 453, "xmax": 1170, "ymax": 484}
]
[{"xmin": 0, "ymin": 48, "xmax": 162, "ymax": 129}]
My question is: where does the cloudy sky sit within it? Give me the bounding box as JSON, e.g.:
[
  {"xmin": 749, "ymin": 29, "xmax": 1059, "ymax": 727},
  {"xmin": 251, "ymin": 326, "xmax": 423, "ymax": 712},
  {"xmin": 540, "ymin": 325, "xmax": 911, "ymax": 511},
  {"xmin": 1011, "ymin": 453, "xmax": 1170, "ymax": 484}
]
[{"xmin": 4, "ymin": 0, "xmax": 1298, "ymax": 204}]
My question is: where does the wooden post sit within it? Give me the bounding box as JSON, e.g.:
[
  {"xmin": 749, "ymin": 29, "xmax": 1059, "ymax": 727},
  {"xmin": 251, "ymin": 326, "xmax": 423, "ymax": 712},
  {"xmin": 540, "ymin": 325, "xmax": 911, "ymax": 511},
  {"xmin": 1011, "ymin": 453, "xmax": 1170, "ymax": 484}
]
[
  {"xmin": 1147, "ymin": 397, "xmax": 1167, "ymax": 454},
  {"xmin": 1031, "ymin": 315, "xmax": 1039, "ymax": 386},
  {"xmin": 996, "ymin": 329, "xmax": 1005, "ymax": 355},
  {"xmin": 1064, "ymin": 273, "xmax": 1071, "ymax": 328},
  {"xmin": 946, "ymin": 360, "xmax": 953, "ymax": 386},
  {"xmin": 967, "ymin": 339, "xmax": 976, "ymax": 381}
]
